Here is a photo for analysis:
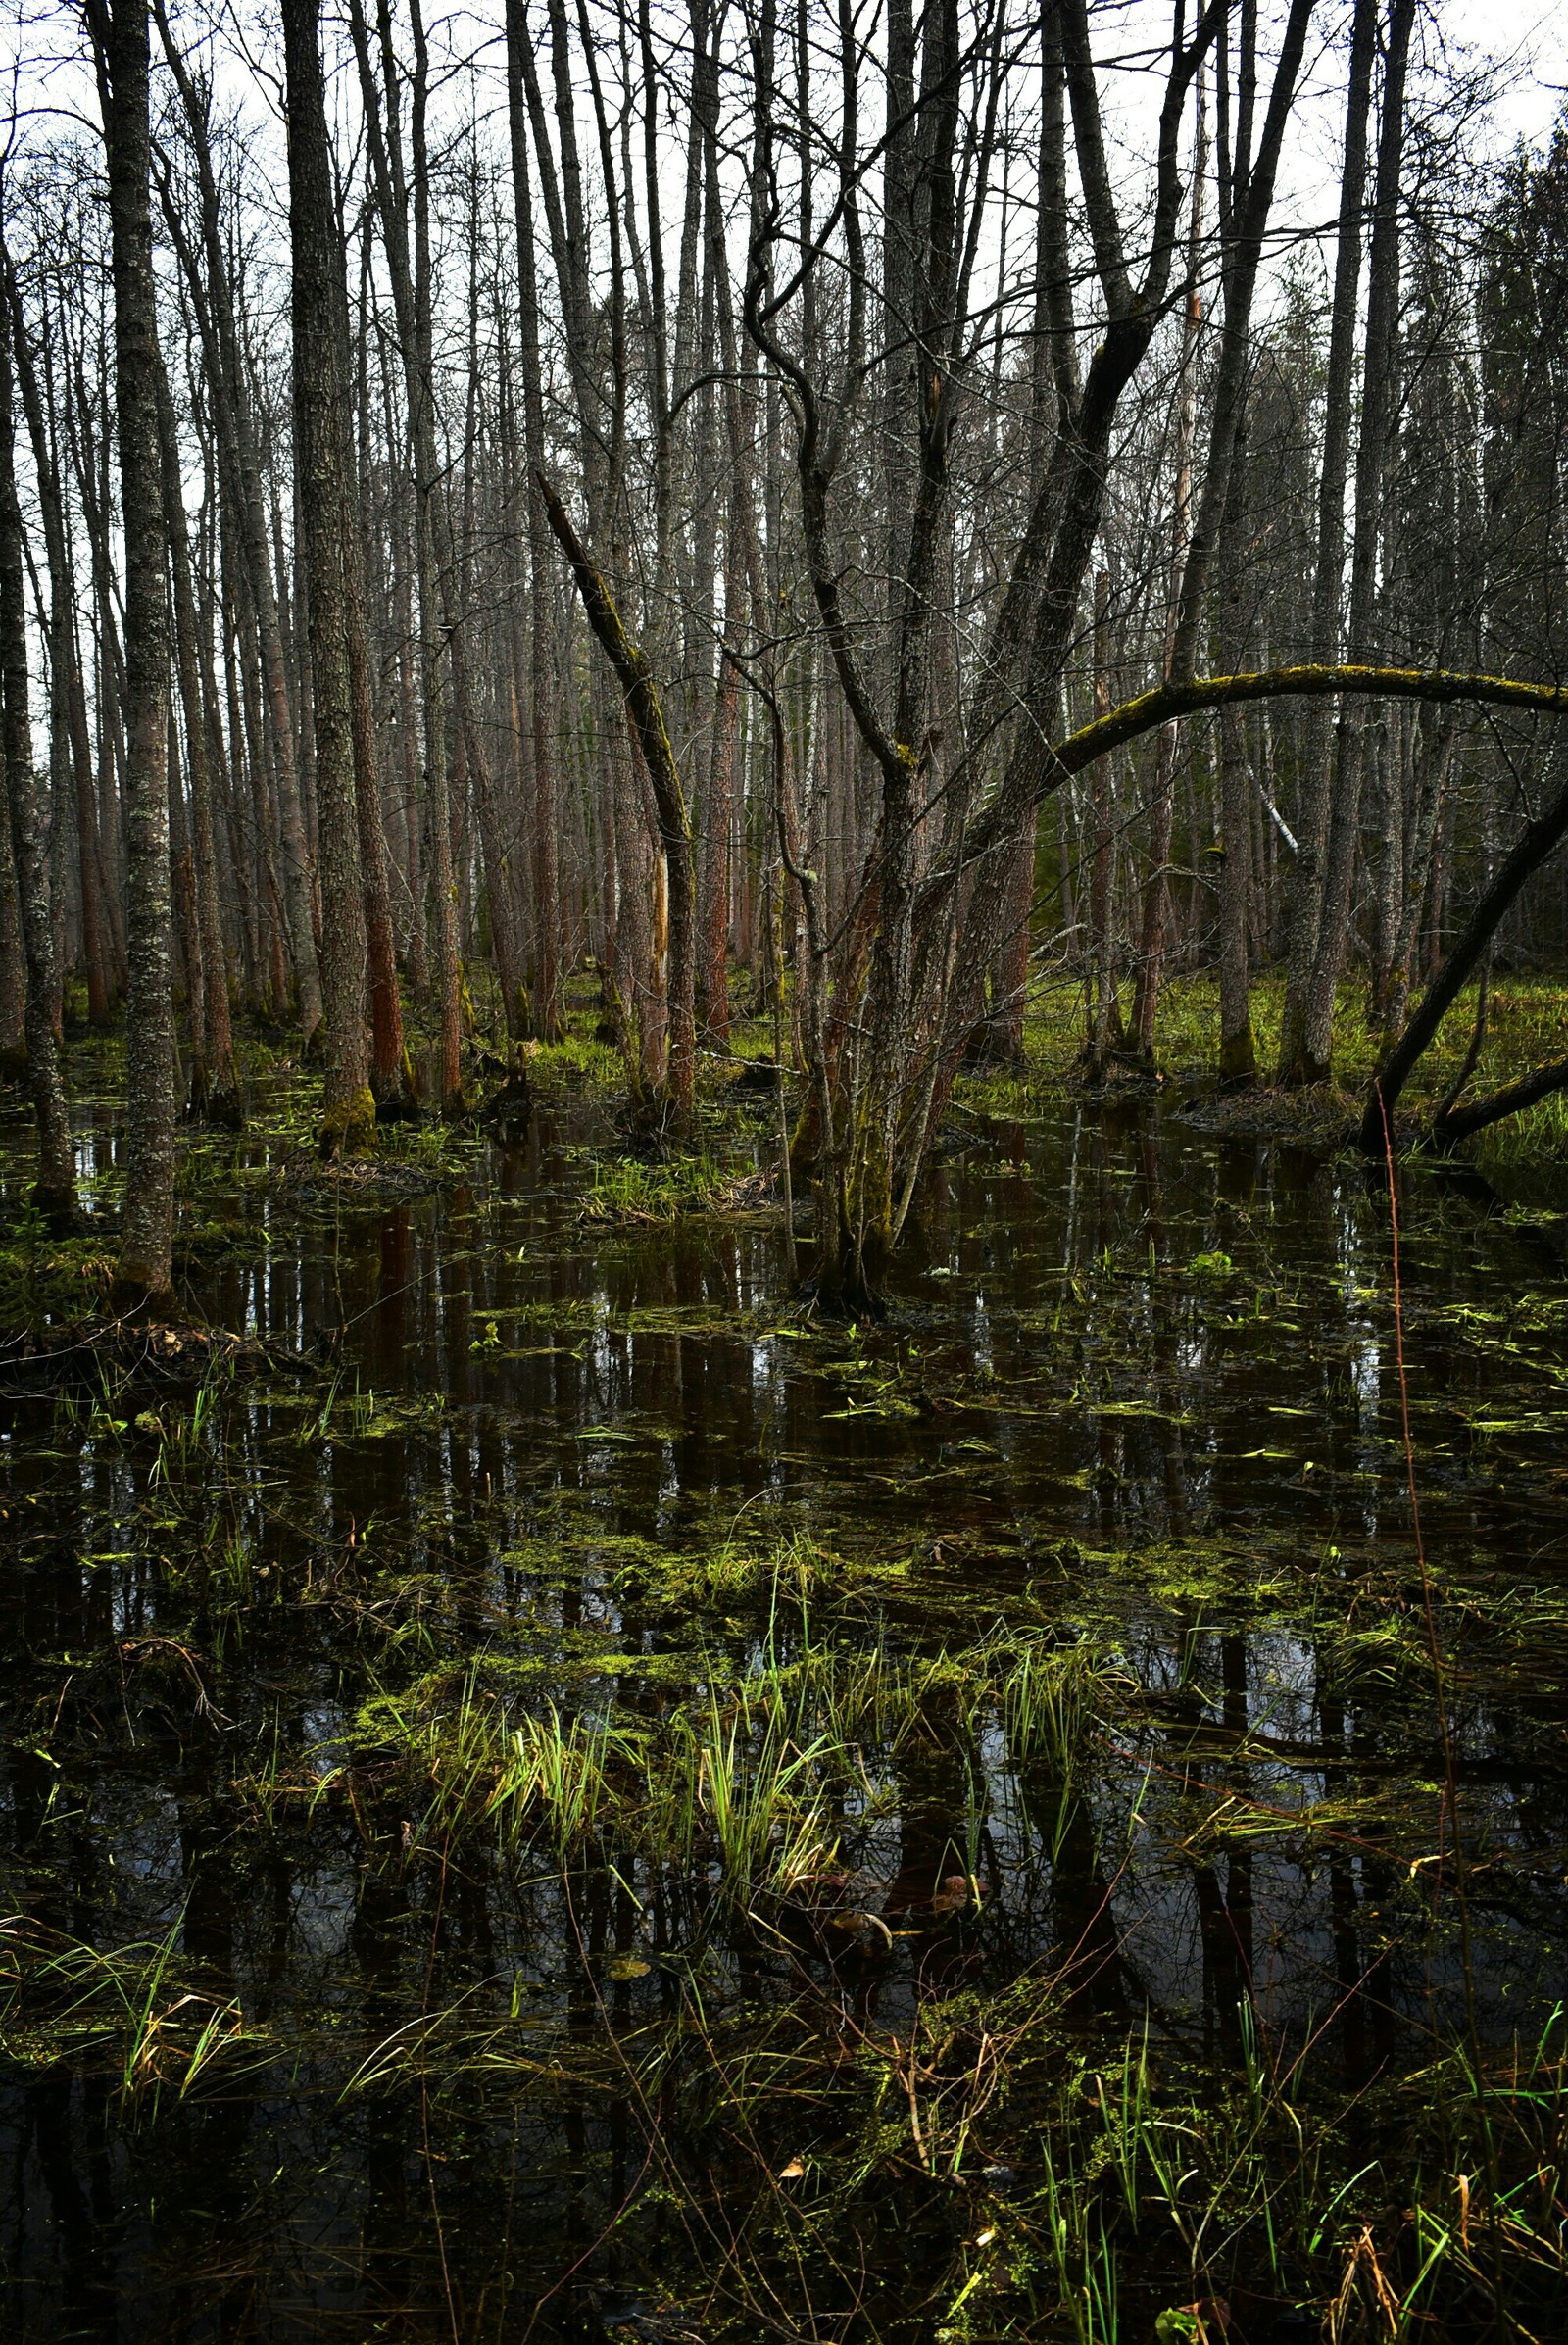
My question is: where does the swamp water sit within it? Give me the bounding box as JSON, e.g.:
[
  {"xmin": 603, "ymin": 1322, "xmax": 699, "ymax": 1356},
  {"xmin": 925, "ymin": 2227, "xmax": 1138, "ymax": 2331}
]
[{"xmin": 2, "ymin": 1078, "xmax": 1566, "ymax": 2342}]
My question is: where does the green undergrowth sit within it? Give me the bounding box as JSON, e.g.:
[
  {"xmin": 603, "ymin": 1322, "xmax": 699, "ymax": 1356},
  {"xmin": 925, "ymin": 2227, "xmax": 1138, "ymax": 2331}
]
[
  {"xmin": 9, "ymin": 1483, "xmax": 1564, "ymax": 2336},
  {"xmin": 5, "ymin": 978, "xmax": 1568, "ymax": 2336},
  {"xmin": 952, "ymin": 971, "xmax": 1568, "ymax": 1160}
]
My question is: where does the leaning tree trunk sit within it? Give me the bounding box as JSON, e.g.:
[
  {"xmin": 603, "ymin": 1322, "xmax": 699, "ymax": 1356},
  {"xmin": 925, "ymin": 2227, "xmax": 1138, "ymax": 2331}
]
[
  {"xmin": 91, "ymin": 0, "xmax": 177, "ymax": 1305},
  {"xmin": 538, "ymin": 475, "xmax": 697, "ymax": 1130},
  {"xmin": 1358, "ymin": 747, "xmax": 1568, "ymax": 1152}
]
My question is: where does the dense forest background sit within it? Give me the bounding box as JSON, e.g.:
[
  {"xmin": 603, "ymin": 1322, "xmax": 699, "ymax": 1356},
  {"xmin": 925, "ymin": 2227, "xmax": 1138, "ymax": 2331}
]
[{"xmin": 3, "ymin": 0, "xmax": 1568, "ymax": 1294}]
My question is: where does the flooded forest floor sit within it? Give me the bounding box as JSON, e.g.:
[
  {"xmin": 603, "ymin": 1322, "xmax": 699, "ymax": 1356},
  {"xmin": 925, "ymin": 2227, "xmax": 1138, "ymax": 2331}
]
[{"xmin": 2, "ymin": 973, "xmax": 1567, "ymax": 2344}]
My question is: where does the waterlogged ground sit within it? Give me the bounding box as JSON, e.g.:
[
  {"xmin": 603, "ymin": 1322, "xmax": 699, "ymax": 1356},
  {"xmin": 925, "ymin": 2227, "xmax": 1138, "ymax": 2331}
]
[{"xmin": 2, "ymin": 1041, "xmax": 1567, "ymax": 2341}]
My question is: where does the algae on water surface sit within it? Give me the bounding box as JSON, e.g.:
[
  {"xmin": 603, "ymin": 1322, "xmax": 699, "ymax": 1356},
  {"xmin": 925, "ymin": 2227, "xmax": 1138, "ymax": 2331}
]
[{"xmin": 2, "ymin": 1042, "xmax": 1567, "ymax": 2340}]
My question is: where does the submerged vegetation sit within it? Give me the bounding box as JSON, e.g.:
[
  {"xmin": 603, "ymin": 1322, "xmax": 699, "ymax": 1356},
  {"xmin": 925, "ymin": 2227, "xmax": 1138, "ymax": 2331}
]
[{"xmin": 3, "ymin": 993, "xmax": 1568, "ymax": 2337}]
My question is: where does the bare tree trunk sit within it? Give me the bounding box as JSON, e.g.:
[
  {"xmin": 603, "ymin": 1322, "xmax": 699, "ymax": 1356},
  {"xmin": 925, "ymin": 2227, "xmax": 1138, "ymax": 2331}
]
[
  {"xmin": 700, "ymin": 509, "xmax": 742, "ymax": 1044},
  {"xmin": 336, "ymin": 182, "xmax": 410, "ymax": 1110},
  {"xmin": 1367, "ymin": 699, "xmax": 1404, "ymax": 1021},
  {"xmin": 1213, "ymin": 429, "xmax": 1258, "ymax": 1087},
  {"xmin": 503, "ymin": 10, "xmax": 563, "ymax": 1039},
  {"xmin": 1086, "ymin": 568, "xmax": 1121, "ymax": 1077},
  {"xmin": 153, "ymin": 0, "xmax": 321, "ymax": 1047},
  {"xmin": 1133, "ymin": 79, "xmax": 1207, "ymax": 1056},
  {"xmin": 91, "ymin": 0, "xmax": 177, "ymax": 1305},
  {"xmin": 1277, "ymin": 0, "xmax": 1377, "ymax": 1082},
  {"xmin": 538, "ymin": 476, "xmax": 697, "ymax": 1129},
  {"xmin": 155, "ymin": 359, "xmax": 238, "ymax": 1117},
  {"xmin": 455, "ymin": 185, "xmax": 523, "ymax": 1049},
  {"xmin": 1301, "ymin": 0, "xmax": 1415, "ymax": 1079},
  {"xmin": 4, "ymin": 259, "xmax": 114, "ymax": 1026},
  {"xmin": 282, "ymin": 0, "xmax": 373, "ymax": 1154},
  {"xmin": 0, "ymin": 287, "xmax": 75, "ymax": 1219},
  {"xmin": 342, "ymin": 481, "xmax": 410, "ymax": 1107},
  {"xmin": 1387, "ymin": 708, "xmax": 1453, "ymax": 1034},
  {"xmin": 0, "ymin": 736, "xmax": 24, "ymax": 1066},
  {"xmin": 348, "ymin": 0, "xmax": 463, "ymax": 1109}
]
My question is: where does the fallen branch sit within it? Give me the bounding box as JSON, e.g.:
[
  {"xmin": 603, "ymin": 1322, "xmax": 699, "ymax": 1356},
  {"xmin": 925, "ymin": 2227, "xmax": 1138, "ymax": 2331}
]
[{"xmin": 1431, "ymin": 1053, "xmax": 1568, "ymax": 1150}]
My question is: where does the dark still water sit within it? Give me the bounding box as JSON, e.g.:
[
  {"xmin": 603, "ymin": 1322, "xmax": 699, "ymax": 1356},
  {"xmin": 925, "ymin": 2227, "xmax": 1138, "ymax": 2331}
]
[{"xmin": 2, "ymin": 1079, "xmax": 1566, "ymax": 2342}]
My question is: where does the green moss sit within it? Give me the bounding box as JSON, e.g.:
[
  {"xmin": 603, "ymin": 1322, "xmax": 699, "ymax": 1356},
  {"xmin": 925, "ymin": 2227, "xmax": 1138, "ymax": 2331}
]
[{"xmin": 318, "ymin": 1081, "xmax": 376, "ymax": 1158}]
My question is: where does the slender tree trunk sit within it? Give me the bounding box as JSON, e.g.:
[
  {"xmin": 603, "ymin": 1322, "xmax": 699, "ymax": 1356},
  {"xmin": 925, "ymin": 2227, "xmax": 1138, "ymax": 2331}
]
[
  {"xmin": 347, "ymin": 0, "xmax": 463, "ymax": 1109},
  {"xmin": 502, "ymin": 22, "xmax": 563, "ymax": 1039},
  {"xmin": 0, "ymin": 291, "xmax": 75, "ymax": 1219},
  {"xmin": 0, "ymin": 757, "xmax": 24, "ymax": 1065},
  {"xmin": 154, "ymin": 0, "xmax": 321, "ymax": 1047},
  {"xmin": 342, "ymin": 485, "xmax": 410, "ymax": 1106},
  {"xmin": 1301, "ymin": 0, "xmax": 1415, "ymax": 1078},
  {"xmin": 335, "ymin": 187, "xmax": 410, "ymax": 1109},
  {"xmin": 92, "ymin": 0, "xmax": 177, "ymax": 1305},
  {"xmin": 1213, "ymin": 430, "xmax": 1259, "ymax": 1086},
  {"xmin": 538, "ymin": 475, "xmax": 697, "ymax": 1129},
  {"xmin": 154, "ymin": 361, "xmax": 238, "ymax": 1116},
  {"xmin": 167, "ymin": 717, "xmax": 205, "ymax": 1090},
  {"xmin": 1086, "ymin": 568, "xmax": 1121, "ymax": 1076},
  {"xmin": 700, "ymin": 510, "xmax": 743, "ymax": 1044},
  {"xmin": 1133, "ymin": 80, "xmax": 1207, "ymax": 1056},
  {"xmin": 282, "ymin": 0, "xmax": 373, "ymax": 1153},
  {"xmin": 1278, "ymin": 0, "xmax": 1377, "ymax": 1081},
  {"xmin": 5, "ymin": 261, "xmax": 114, "ymax": 1025}
]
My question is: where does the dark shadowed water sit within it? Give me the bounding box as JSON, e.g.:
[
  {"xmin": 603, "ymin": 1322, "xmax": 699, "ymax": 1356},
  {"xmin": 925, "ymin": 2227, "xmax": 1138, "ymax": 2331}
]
[{"xmin": 2, "ymin": 1074, "xmax": 1565, "ymax": 2340}]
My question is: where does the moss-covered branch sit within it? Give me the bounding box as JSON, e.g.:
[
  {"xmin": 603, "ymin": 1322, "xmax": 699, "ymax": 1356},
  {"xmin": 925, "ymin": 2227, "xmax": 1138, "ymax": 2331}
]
[
  {"xmin": 1050, "ymin": 663, "xmax": 1568, "ymax": 1156},
  {"xmin": 1050, "ymin": 663, "xmax": 1568, "ymax": 782},
  {"xmin": 1432, "ymin": 1055, "xmax": 1568, "ymax": 1149}
]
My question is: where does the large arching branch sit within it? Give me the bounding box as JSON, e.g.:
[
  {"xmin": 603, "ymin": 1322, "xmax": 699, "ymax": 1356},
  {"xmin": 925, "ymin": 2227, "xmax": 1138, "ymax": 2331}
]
[
  {"xmin": 1047, "ymin": 664, "xmax": 1568, "ymax": 783},
  {"xmin": 1034, "ymin": 662, "xmax": 1568, "ymax": 1156}
]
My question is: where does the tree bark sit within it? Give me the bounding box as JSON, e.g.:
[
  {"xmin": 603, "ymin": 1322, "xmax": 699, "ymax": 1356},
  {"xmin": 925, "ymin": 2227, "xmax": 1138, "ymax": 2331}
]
[
  {"xmin": 503, "ymin": 4, "xmax": 563, "ymax": 1040},
  {"xmin": 153, "ymin": 0, "xmax": 322, "ymax": 1047},
  {"xmin": 154, "ymin": 359, "xmax": 238, "ymax": 1116},
  {"xmin": 537, "ymin": 472, "xmax": 696, "ymax": 1130},
  {"xmin": 91, "ymin": 0, "xmax": 178, "ymax": 1306},
  {"xmin": 0, "ymin": 281, "xmax": 75, "ymax": 1219},
  {"xmin": 1133, "ymin": 78, "xmax": 1208, "ymax": 1056},
  {"xmin": 1277, "ymin": 0, "xmax": 1377, "ymax": 1080},
  {"xmin": 347, "ymin": 0, "xmax": 463, "ymax": 1109},
  {"xmin": 1300, "ymin": 0, "xmax": 1415, "ymax": 1079},
  {"xmin": 282, "ymin": 0, "xmax": 374, "ymax": 1154},
  {"xmin": 4, "ymin": 257, "xmax": 114, "ymax": 1026}
]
